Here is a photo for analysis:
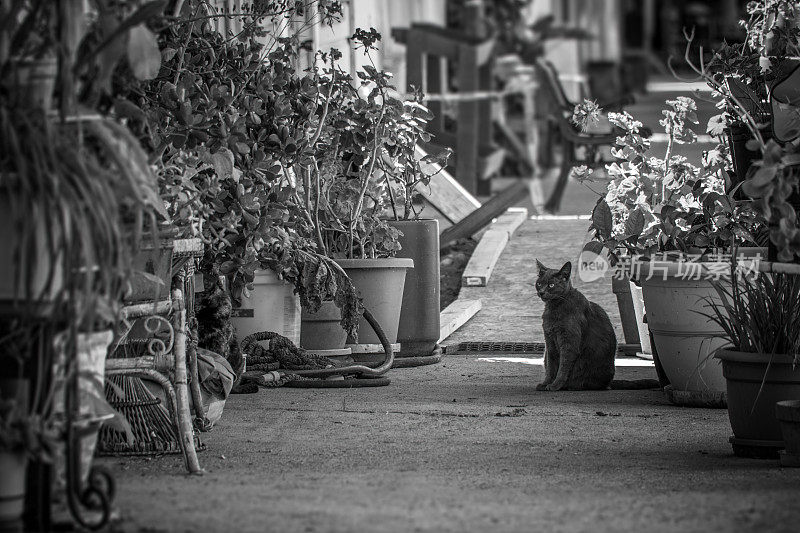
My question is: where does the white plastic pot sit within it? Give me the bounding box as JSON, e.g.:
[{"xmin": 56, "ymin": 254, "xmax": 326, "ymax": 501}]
[{"xmin": 231, "ymin": 270, "xmax": 301, "ymax": 346}]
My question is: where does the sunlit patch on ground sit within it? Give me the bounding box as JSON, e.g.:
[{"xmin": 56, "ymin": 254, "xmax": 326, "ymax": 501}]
[{"xmin": 477, "ymin": 356, "xmax": 654, "ymax": 367}]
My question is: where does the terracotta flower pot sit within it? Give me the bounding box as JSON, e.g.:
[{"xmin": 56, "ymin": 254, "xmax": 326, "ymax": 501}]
[
  {"xmin": 635, "ymin": 250, "xmax": 766, "ymax": 402},
  {"xmin": 125, "ymin": 227, "xmax": 178, "ymax": 303},
  {"xmin": 628, "ymin": 281, "xmax": 653, "ymax": 356},
  {"xmin": 638, "ymin": 261, "xmax": 728, "ymax": 398},
  {"xmin": 612, "ymin": 275, "xmax": 640, "ymax": 346}
]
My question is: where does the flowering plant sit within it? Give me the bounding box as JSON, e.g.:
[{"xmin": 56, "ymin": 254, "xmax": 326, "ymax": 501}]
[
  {"xmin": 576, "ymin": 97, "xmax": 760, "ymax": 262},
  {"xmin": 677, "ymin": 1, "xmax": 800, "ymax": 262}
]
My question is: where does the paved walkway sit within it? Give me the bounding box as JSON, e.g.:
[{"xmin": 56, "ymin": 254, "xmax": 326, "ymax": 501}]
[
  {"xmin": 105, "ymin": 350, "xmax": 800, "ymax": 533},
  {"xmin": 443, "ymin": 218, "xmax": 624, "ymax": 347},
  {"xmin": 444, "ymin": 76, "xmax": 720, "ymax": 347}
]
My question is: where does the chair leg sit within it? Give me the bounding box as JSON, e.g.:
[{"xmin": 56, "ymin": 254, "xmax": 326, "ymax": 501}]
[
  {"xmin": 543, "ymin": 142, "xmax": 575, "ymax": 213},
  {"xmin": 172, "ymin": 289, "xmax": 202, "ymax": 474},
  {"xmin": 536, "ymin": 118, "xmax": 557, "ymax": 168},
  {"xmin": 186, "ymin": 339, "xmax": 210, "ymax": 431}
]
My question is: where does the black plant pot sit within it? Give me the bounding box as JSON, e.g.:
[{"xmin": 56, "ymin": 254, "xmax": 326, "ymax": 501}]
[
  {"xmin": 587, "ymin": 60, "xmax": 624, "ymax": 107},
  {"xmin": 387, "ymin": 219, "xmax": 440, "ymax": 357},
  {"xmin": 620, "ymin": 53, "xmax": 648, "ymax": 94},
  {"xmin": 725, "ymin": 123, "xmax": 773, "ymax": 199}
]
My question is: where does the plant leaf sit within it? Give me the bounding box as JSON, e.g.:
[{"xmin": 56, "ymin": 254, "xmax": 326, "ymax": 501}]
[
  {"xmin": 624, "ymin": 208, "xmax": 645, "ymax": 237},
  {"xmin": 591, "ymin": 200, "xmax": 613, "ymax": 239},
  {"xmin": 212, "ymin": 148, "xmax": 235, "ymax": 180}
]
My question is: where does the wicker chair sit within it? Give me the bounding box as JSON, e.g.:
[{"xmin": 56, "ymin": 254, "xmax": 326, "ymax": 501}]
[{"xmin": 102, "ymin": 238, "xmax": 204, "ymax": 474}]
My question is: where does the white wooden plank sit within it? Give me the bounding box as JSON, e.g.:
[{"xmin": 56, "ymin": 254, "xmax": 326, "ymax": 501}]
[
  {"xmin": 462, "ymin": 230, "xmax": 509, "ymax": 287},
  {"xmin": 438, "ymin": 299, "xmax": 482, "ymax": 343},
  {"xmin": 490, "ymin": 208, "xmax": 528, "ymax": 238}
]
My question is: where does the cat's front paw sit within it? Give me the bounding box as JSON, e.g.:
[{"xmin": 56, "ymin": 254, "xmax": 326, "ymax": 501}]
[
  {"xmin": 545, "ymin": 382, "xmax": 564, "ymax": 391},
  {"xmin": 535, "ymin": 382, "xmax": 549, "ymax": 391}
]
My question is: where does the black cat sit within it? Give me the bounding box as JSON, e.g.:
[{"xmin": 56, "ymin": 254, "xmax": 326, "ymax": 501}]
[
  {"xmin": 535, "ymin": 260, "xmax": 618, "ymax": 390},
  {"xmin": 196, "ymin": 283, "xmax": 244, "ymax": 381}
]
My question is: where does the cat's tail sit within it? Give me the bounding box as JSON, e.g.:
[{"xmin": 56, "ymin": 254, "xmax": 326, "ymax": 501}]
[{"xmin": 609, "ymin": 379, "xmax": 662, "ymax": 390}]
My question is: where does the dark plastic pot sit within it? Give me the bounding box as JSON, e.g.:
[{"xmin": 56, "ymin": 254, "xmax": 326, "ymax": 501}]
[
  {"xmin": 611, "ymin": 275, "xmax": 639, "ymax": 345},
  {"xmin": 587, "ymin": 60, "xmax": 624, "ymax": 107},
  {"xmin": 620, "ymin": 53, "xmax": 648, "ymax": 94},
  {"xmin": 716, "ymin": 349, "xmax": 800, "ymax": 458},
  {"xmin": 388, "ymin": 219, "xmax": 440, "ymax": 357},
  {"xmin": 300, "ymin": 300, "xmax": 348, "ymax": 351},
  {"xmin": 0, "ymin": 451, "xmax": 26, "ymax": 526},
  {"xmin": 125, "ymin": 227, "xmax": 178, "ymax": 303},
  {"xmin": 337, "ymin": 258, "xmax": 413, "ymax": 346},
  {"xmin": 767, "ymin": 195, "xmax": 800, "ymax": 262},
  {"xmin": 724, "ymin": 123, "xmax": 772, "ymax": 199},
  {"xmin": 776, "ymin": 400, "xmax": 800, "ymax": 467}
]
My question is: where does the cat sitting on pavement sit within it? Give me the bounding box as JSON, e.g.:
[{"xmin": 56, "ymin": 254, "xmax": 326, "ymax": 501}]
[{"xmin": 535, "ymin": 260, "xmax": 659, "ymax": 391}]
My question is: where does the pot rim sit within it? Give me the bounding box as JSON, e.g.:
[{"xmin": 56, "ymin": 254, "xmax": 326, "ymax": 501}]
[
  {"xmin": 715, "ymin": 348, "xmax": 798, "ymax": 365},
  {"xmin": 335, "ymin": 258, "xmax": 414, "ymax": 269},
  {"xmin": 632, "ymin": 252, "xmax": 765, "ymax": 279}
]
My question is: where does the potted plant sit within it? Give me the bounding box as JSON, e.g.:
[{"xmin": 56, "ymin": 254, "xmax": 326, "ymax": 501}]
[
  {"xmin": 293, "ymin": 29, "xmax": 426, "ymax": 350},
  {"xmin": 1, "ymin": 2, "xmax": 170, "ymax": 528},
  {"xmin": 113, "ymin": 1, "xmax": 364, "ymax": 356},
  {"xmin": 703, "ymin": 261, "xmax": 800, "ymax": 458},
  {"xmin": 377, "ymin": 94, "xmax": 450, "ymax": 358},
  {"xmin": 578, "ymin": 96, "xmax": 763, "ymax": 403},
  {"xmin": 680, "ymin": 2, "xmax": 800, "ymax": 264}
]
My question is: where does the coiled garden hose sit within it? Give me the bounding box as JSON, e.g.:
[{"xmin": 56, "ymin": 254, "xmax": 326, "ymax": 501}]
[{"xmin": 288, "ymin": 306, "xmax": 394, "ymax": 379}]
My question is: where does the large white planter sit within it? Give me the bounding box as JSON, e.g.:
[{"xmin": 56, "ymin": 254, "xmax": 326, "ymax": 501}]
[
  {"xmin": 635, "ymin": 251, "xmax": 766, "ymax": 398},
  {"xmin": 231, "ymin": 270, "xmax": 301, "ymax": 346},
  {"xmin": 638, "ymin": 265, "xmax": 727, "ymax": 395}
]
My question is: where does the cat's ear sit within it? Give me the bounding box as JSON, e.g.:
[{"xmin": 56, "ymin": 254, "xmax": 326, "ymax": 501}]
[
  {"xmin": 536, "ymin": 259, "xmax": 547, "ymax": 275},
  {"xmin": 559, "ymin": 261, "xmax": 572, "ymax": 278}
]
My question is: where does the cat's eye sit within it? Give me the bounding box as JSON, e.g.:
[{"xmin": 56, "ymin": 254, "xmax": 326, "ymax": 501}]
[{"xmin": 548, "ymin": 283, "xmax": 554, "ymax": 288}]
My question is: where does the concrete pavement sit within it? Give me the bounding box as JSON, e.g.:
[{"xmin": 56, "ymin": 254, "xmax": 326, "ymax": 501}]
[{"xmin": 103, "ymin": 352, "xmax": 800, "ymax": 533}]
